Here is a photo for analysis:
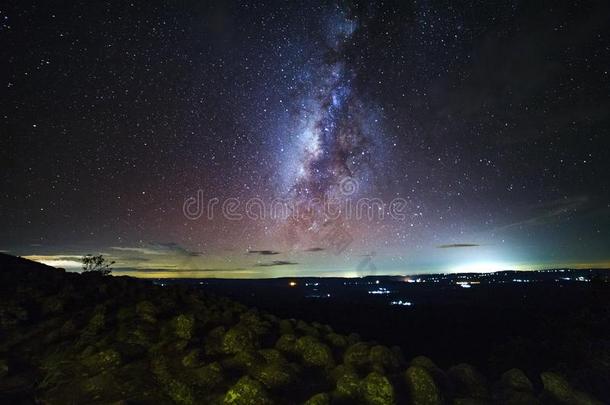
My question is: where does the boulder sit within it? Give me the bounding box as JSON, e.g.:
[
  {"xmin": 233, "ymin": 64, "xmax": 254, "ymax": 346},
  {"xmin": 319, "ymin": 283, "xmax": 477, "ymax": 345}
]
[
  {"xmin": 223, "ymin": 376, "xmax": 272, "ymax": 405},
  {"xmin": 275, "ymin": 333, "xmax": 298, "ymax": 354},
  {"xmin": 344, "ymin": 342, "xmax": 371, "ymax": 369},
  {"xmin": 135, "ymin": 300, "xmax": 158, "ymax": 323},
  {"xmin": 223, "ymin": 325, "xmax": 259, "ymax": 354},
  {"xmin": 361, "ymin": 371, "xmax": 395, "ymax": 405},
  {"xmin": 182, "ymin": 349, "xmax": 202, "ymax": 368},
  {"xmin": 296, "ymin": 320, "xmax": 320, "ymax": 337},
  {"xmin": 369, "ymin": 345, "xmax": 400, "ymax": 372},
  {"xmin": 304, "ymin": 392, "xmax": 331, "ymax": 405},
  {"xmin": 191, "ymin": 362, "xmax": 223, "ymax": 391},
  {"xmin": 204, "ymin": 326, "xmax": 226, "ymax": 356},
  {"xmin": 538, "ymin": 372, "xmax": 603, "ymax": 404},
  {"xmin": 295, "ymin": 336, "xmax": 335, "ymax": 368},
  {"xmin": 81, "ymin": 349, "xmax": 122, "ymax": 372},
  {"xmin": 325, "ymin": 332, "xmax": 348, "ymax": 348},
  {"xmin": 335, "ymin": 370, "xmax": 361, "ymax": 400},
  {"xmin": 499, "ymin": 368, "xmax": 533, "ymax": 393},
  {"xmin": 404, "ymin": 365, "xmax": 442, "ymax": 405},
  {"xmin": 249, "ymin": 361, "xmax": 294, "ymax": 389},
  {"xmin": 448, "ymin": 363, "xmax": 488, "ymax": 399},
  {"xmin": 172, "ymin": 314, "xmax": 195, "ymax": 340}
]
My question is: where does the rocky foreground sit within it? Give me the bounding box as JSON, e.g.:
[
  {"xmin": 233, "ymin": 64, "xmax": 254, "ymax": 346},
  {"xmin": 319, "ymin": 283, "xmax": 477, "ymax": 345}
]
[{"xmin": 0, "ymin": 254, "xmax": 604, "ymax": 404}]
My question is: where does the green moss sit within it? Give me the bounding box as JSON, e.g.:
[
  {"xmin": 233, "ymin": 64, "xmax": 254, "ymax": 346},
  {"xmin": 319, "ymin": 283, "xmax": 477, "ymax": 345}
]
[
  {"xmin": 166, "ymin": 379, "xmax": 195, "ymax": 405},
  {"xmin": 360, "ymin": 371, "xmax": 395, "ymax": 405},
  {"xmin": 278, "ymin": 319, "xmax": 294, "ymax": 335},
  {"xmin": 80, "ymin": 306, "xmax": 106, "ymax": 343},
  {"xmin": 344, "ymin": 342, "xmax": 370, "ymax": 369},
  {"xmin": 205, "ymin": 326, "xmax": 226, "ymax": 356},
  {"xmin": 258, "ymin": 348, "xmax": 287, "ymax": 364},
  {"xmin": 404, "ymin": 366, "xmax": 442, "ymax": 405},
  {"xmin": 222, "ymin": 351, "xmax": 264, "ymax": 372},
  {"xmin": 182, "ymin": 349, "xmax": 202, "ymax": 368},
  {"xmin": 540, "ymin": 372, "xmax": 575, "ymax": 403},
  {"xmin": 448, "ymin": 363, "xmax": 488, "ymax": 399},
  {"xmin": 275, "ymin": 333, "xmax": 298, "ymax": 354},
  {"xmin": 136, "ymin": 300, "xmax": 158, "ymax": 323},
  {"xmin": 223, "ymin": 325, "xmax": 259, "ymax": 354},
  {"xmin": 369, "ymin": 345, "xmax": 400, "ymax": 372},
  {"xmin": 172, "ymin": 314, "xmax": 195, "ymax": 340},
  {"xmin": 81, "ymin": 349, "xmax": 122, "ymax": 371},
  {"xmin": 295, "ymin": 336, "xmax": 334, "ymax": 368},
  {"xmin": 191, "ymin": 362, "xmax": 223, "ymax": 390},
  {"xmin": 325, "ymin": 332, "xmax": 348, "ymax": 348},
  {"xmin": 223, "ymin": 376, "xmax": 272, "ymax": 405},
  {"xmin": 304, "ymin": 392, "xmax": 331, "ymax": 405},
  {"xmin": 335, "ymin": 371, "xmax": 361, "ymax": 400},
  {"xmin": 250, "ymin": 361, "xmax": 293, "ymax": 389},
  {"xmin": 500, "ymin": 368, "xmax": 533, "ymax": 392},
  {"xmin": 296, "ymin": 319, "xmax": 320, "ymax": 337}
]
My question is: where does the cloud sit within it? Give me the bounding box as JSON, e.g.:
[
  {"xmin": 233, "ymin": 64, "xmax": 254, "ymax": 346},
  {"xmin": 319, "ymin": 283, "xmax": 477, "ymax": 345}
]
[
  {"xmin": 113, "ymin": 267, "xmax": 246, "ymax": 273},
  {"xmin": 304, "ymin": 247, "xmax": 325, "ymax": 252},
  {"xmin": 24, "ymin": 255, "xmax": 83, "ymax": 269},
  {"xmin": 497, "ymin": 195, "xmax": 590, "ymax": 231},
  {"xmin": 437, "ymin": 244, "xmax": 480, "ymax": 249},
  {"xmin": 149, "ymin": 242, "xmax": 203, "ymax": 257},
  {"xmin": 256, "ymin": 260, "xmax": 299, "ymax": 267},
  {"xmin": 112, "ymin": 243, "xmax": 203, "ymax": 258},
  {"xmin": 247, "ymin": 249, "xmax": 281, "ymax": 255}
]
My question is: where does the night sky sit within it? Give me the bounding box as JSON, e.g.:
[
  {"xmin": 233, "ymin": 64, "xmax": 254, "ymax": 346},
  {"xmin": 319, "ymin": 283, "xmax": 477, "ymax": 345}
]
[{"xmin": 2, "ymin": 1, "xmax": 609, "ymax": 277}]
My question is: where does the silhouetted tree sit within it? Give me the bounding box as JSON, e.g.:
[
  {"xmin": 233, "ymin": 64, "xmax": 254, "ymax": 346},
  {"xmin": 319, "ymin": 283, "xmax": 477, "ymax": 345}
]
[{"xmin": 81, "ymin": 254, "xmax": 114, "ymax": 276}]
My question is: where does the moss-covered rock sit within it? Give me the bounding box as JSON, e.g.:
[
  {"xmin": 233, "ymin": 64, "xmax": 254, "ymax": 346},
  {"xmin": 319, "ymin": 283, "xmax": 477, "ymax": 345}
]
[
  {"xmin": 223, "ymin": 325, "xmax": 259, "ymax": 354},
  {"xmin": 410, "ymin": 356, "xmax": 451, "ymax": 396},
  {"xmin": 205, "ymin": 326, "xmax": 226, "ymax": 356},
  {"xmin": 240, "ymin": 311, "xmax": 272, "ymax": 336},
  {"xmin": 325, "ymin": 332, "xmax": 348, "ymax": 348},
  {"xmin": 448, "ymin": 363, "xmax": 488, "ymax": 399},
  {"xmin": 172, "ymin": 314, "xmax": 195, "ymax": 340},
  {"xmin": 295, "ymin": 336, "xmax": 334, "ymax": 368},
  {"xmin": 182, "ymin": 349, "xmax": 202, "ymax": 368},
  {"xmin": 81, "ymin": 349, "xmax": 122, "ymax": 372},
  {"xmin": 278, "ymin": 319, "xmax": 295, "ymax": 335},
  {"xmin": 369, "ymin": 345, "xmax": 400, "ymax": 372},
  {"xmin": 296, "ymin": 319, "xmax": 320, "ymax": 338},
  {"xmin": 191, "ymin": 362, "xmax": 223, "ymax": 391},
  {"xmin": 361, "ymin": 371, "xmax": 395, "ymax": 405},
  {"xmin": 166, "ymin": 379, "xmax": 195, "ymax": 405},
  {"xmin": 344, "ymin": 342, "xmax": 371, "ymax": 369},
  {"xmin": 540, "ymin": 372, "xmax": 577, "ymax": 404},
  {"xmin": 250, "ymin": 361, "xmax": 293, "ymax": 389},
  {"xmin": 222, "ymin": 350, "xmax": 265, "ymax": 372},
  {"xmin": 136, "ymin": 300, "xmax": 158, "ymax": 323},
  {"xmin": 223, "ymin": 376, "xmax": 272, "ymax": 405},
  {"xmin": 500, "ymin": 368, "xmax": 533, "ymax": 393},
  {"xmin": 79, "ymin": 305, "xmax": 106, "ymax": 343},
  {"xmin": 275, "ymin": 333, "xmax": 298, "ymax": 354},
  {"xmin": 404, "ymin": 365, "xmax": 442, "ymax": 405},
  {"xmin": 304, "ymin": 392, "xmax": 331, "ymax": 405},
  {"xmin": 334, "ymin": 370, "xmax": 361, "ymax": 400},
  {"xmin": 259, "ymin": 348, "xmax": 287, "ymax": 364},
  {"xmin": 41, "ymin": 295, "xmax": 64, "ymax": 315}
]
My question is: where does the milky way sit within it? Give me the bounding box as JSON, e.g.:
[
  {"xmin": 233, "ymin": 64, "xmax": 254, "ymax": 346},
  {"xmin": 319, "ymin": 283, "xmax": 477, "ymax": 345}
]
[{"xmin": 278, "ymin": 7, "xmax": 388, "ymax": 250}]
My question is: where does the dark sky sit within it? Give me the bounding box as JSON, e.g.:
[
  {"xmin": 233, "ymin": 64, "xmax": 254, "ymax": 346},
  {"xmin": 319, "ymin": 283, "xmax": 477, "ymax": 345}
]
[{"xmin": 1, "ymin": 0, "xmax": 609, "ymax": 277}]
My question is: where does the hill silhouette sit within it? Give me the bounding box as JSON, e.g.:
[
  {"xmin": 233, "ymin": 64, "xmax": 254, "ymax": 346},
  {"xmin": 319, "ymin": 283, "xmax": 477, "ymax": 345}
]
[{"xmin": 0, "ymin": 253, "xmax": 605, "ymax": 404}]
